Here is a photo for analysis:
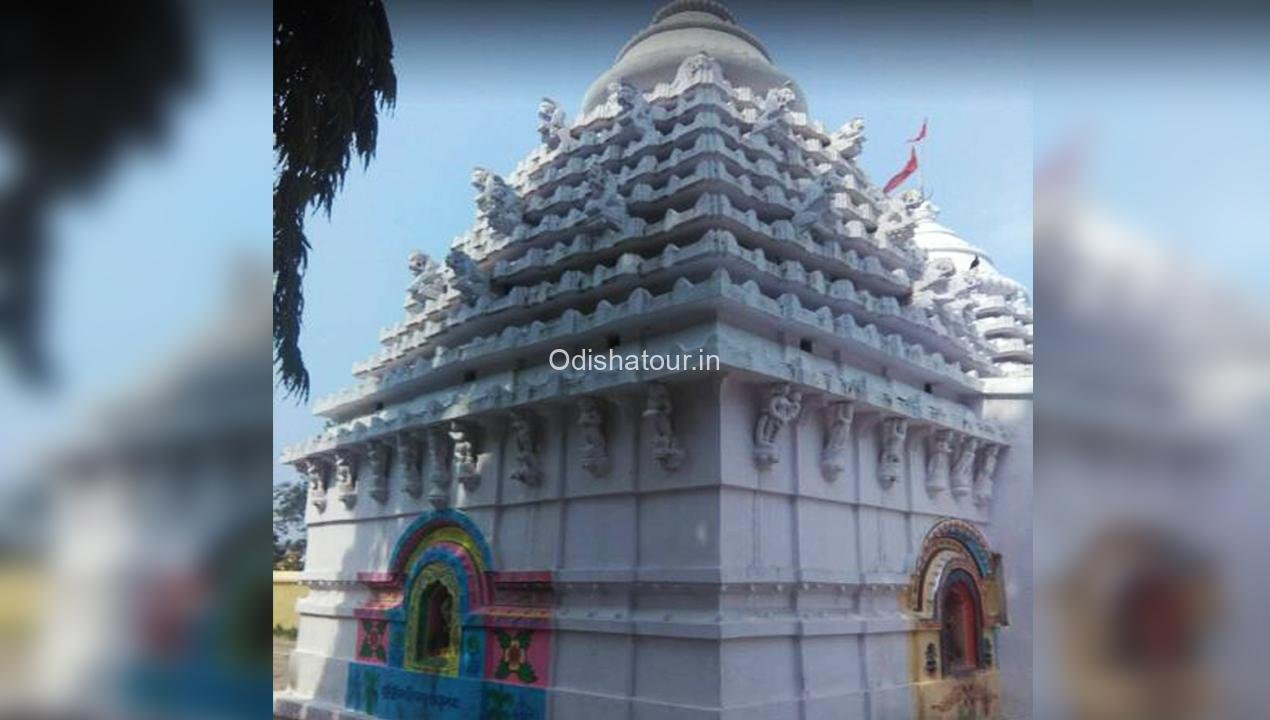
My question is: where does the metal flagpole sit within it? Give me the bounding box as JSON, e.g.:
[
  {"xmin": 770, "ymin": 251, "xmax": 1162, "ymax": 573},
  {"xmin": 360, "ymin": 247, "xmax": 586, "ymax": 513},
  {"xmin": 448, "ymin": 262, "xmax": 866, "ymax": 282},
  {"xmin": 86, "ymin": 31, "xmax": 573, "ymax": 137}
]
[{"xmin": 915, "ymin": 140, "xmax": 925, "ymax": 197}]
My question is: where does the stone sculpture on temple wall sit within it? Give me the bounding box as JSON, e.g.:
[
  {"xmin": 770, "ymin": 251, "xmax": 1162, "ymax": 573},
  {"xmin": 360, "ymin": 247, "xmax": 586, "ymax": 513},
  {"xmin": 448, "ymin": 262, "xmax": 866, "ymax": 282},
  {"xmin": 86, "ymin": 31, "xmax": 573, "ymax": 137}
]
[
  {"xmin": 791, "ymin": 170, "xmax": 841, "ymax": 229},
  {"xmin": 643, "ymin": 383, "xmax": 684, "ymax": 471},
  {"xmin": 407, "ymin": 250, "xmax": 447, "ymax": 304},
  {"xmin": 913, "ymin": 257, "xmax": 980, "ymax": 311},
  {"xmin": 608, "ymin": 81, "xmax": 656, "ymax": 142},
  {"xmin": 754, "ymin": 383, "xmax": 803, "ymax": 468},
  {"xmin": 297, "ymin": 457, "xmax": 329, "ymax": 512},
  {"xmin": 674, "ymin": 51, "xmax": 724, "ymax": 89},
  {"xmin": 582, "ymin": 165, "xmax": 628, "ymax": 231},
  {"xmin": 746, "ymin": 83, "xmax": 798, "ymax": 152},
  {"xmin": 877, "ymin": 416, "xmax": 909, "ymax": 488},
  {"xmin": 973, "ymin": 443, "xmax": 1001, "ymax": 507},
  {"xmin": 333, "ymin": 448, "xmax": 358, "ymax": 509},
  {"xmin": 830, "ymin": 117, "xmax": 866, "ymax": 156},
  {"xmin": 509, "ymin": 410, "xmax": 542, "ymax": 487},
  {"xmin": 396, "ymin": 431, "xmax": 422, "ymax": 499},
  {"xmin": 365, "ymin": 440, "xmax": 391, "ymax": 504},
  {"xmin": 471, "ymin": 166, "xmax": 523, "ymax": 235},
  {"xmin": 425, "ymin": 428, "xmax": 451, "ymax": 509},
  {"xmin": 820, "ymin": 401, "xmax": 856, "ymax": 481},
  {"xmin": 876, "ymin": 189, "xmax": 923, "ymax": 246},
  {"xmin": 537, "ymin": 97, "xmax": 568, "ymax": 149},
  {"xmin": 449, "ymin": 422, "xmax": 480, "ymax": 491},
  {"xmin": 951, "ymin": 435, "xmax": 980, "ymax": 500},
  {"xmin": 445, "ymin": 248, "xmax": 489, "ymax": 304},
  {"xmin": 926, "ymin": 429, "xmax": 954, "ymax": 497},
  {"xmin": 576, "ymin": 397, "xmax": 610, "ymax": 478}
]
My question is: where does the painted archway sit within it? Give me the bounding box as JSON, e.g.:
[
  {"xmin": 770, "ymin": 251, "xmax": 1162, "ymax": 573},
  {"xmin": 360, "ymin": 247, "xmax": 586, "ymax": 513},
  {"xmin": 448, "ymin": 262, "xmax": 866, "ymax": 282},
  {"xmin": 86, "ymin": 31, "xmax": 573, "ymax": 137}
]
[
  {"xmin": 342, "ymin": 509, "xmax": 555, "ymax": 720},
  {"xmin": 908, "ymin": 518, "xmax": 1007, "ymax": 720}
]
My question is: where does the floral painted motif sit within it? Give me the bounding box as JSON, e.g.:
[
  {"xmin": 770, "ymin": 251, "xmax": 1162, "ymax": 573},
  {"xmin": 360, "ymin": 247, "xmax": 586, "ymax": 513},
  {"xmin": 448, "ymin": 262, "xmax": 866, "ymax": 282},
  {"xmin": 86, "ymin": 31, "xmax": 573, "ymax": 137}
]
[
  {"xmin": 493, "ymin": 629, "xmax": 538, "ymax": 684},
  {"xmin": 483, "ymin": 686, "xmax": 514, "ymax": 720},
  {"xmin": 357, "ymin": 618, "xmax": 389, "ymax": 664}
]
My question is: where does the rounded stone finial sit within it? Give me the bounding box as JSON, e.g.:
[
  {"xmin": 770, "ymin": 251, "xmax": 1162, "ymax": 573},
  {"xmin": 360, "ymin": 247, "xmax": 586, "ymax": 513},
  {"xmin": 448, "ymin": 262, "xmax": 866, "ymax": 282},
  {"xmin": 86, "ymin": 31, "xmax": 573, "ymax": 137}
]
[{"xmin": 652, "ymin": 0, "xmax": 738, "ymax": 25}]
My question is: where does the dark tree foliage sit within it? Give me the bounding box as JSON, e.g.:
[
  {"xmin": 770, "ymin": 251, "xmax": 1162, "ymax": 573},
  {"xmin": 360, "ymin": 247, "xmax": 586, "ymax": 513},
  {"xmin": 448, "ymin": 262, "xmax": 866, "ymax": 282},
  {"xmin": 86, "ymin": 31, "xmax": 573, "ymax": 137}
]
[
  {"xmin": 0, "ymin": 2, "xmax": 191, "ymax": 383},
  {"xmin": 274, "ymin": 0, "xmax": 397, "ymax": 400},
  {"xmin": 273, "ymin": 480, "xmax": 308, "ymax": 569}
]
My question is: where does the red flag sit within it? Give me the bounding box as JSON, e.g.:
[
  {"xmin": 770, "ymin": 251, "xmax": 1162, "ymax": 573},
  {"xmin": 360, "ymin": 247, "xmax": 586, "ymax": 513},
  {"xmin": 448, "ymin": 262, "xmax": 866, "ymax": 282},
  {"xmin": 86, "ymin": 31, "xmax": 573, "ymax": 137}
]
[
  {"xmin": 907, "ymin": 118, "xmax": 928, "ymax": 143},
  {"xmin": 883, "ymin": 148, "xmax": 918, "ymax": 195}
]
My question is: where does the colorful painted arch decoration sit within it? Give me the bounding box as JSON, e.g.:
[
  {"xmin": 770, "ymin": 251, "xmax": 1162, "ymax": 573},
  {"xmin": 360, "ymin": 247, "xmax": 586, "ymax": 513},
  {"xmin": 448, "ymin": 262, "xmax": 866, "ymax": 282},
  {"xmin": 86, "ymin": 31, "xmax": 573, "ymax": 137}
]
[{"xmin": 346, "ymin": 509, "xmax": 555, "ymax": 720}]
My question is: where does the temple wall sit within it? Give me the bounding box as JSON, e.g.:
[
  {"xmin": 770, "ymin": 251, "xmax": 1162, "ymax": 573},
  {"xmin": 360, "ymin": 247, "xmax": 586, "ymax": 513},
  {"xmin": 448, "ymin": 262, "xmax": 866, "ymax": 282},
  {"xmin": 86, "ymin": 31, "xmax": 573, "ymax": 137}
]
[{"xmin": 291, "ymin": 364, "xmax": 1019, "ymax": 720}]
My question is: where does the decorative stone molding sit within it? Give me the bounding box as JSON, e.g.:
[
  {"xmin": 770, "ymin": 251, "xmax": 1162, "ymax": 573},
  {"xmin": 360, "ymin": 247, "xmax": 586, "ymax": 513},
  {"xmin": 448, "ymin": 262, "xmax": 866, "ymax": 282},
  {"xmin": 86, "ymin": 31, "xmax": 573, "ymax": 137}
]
[
  {"xmin": 425, "ymin": 428, "xmax": 452, "ymax": 509},
  {"xmin": 973, "ymin": 443, "xmax": 1001, "ymax": 508},
  {"xmin": 509, "ymin": 410, "xmax": 542, "ymax": 487},
  {"xmin": 877, "ymin": 416, "xmax": 909, "ymax": 488},
  {"xmin": 296, "ymin": 457, "xmax": 329, "ymax": 513},
  {"xmin": 753, "ymin": 383, "xmax": 803, "ymax": 468},
  {"xmin": 449, "ymin": 421, "xmax": 480, "ymax": 491},
  {"xmin": 576, "ymin": 397, "xmax": 610, "ymax": 477},
  {"xmin": 820, "ymin": 401, "xmax": 855, "ymax": 481},
  {"xmin": 925, "ymin": 429, "xmax": 953, "ymax": 497},
  {"xmin": 365, "ymin": 439, "xmax": 391, "ymax": 504},
  {"xmin": 643, "ymin": 383, "xmax": 684, "ymax": 471},
  {"xmin": 581, "ymin": 164, "xmax": 628, "ymax": 231},
  {"xmin": 950, "ymin": 435, "xmax": 980, "ymax": 500},
  {"xmin": 396, "ymin": 431, "xmax": 423, "ymax": 499},
  {"xmin": 332, "ymin": 448, "xmax": 358, "ymax": 509}
]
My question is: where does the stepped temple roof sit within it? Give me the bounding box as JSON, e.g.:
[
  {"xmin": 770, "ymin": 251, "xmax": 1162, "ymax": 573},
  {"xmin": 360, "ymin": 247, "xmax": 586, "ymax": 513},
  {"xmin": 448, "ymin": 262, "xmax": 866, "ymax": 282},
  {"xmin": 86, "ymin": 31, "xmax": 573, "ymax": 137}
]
[{"xmin": 281, "ymin": 0, "xmax": 1031, "ymax": 464}]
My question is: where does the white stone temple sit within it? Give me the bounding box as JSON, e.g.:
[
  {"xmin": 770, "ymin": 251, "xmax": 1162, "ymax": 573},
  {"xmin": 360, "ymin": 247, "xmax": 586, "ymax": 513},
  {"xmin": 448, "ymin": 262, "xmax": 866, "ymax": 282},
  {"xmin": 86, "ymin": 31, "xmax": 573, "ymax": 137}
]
[{"xmin": 276, "ymin": 2, "xmax": 1033, "ymax": 719}]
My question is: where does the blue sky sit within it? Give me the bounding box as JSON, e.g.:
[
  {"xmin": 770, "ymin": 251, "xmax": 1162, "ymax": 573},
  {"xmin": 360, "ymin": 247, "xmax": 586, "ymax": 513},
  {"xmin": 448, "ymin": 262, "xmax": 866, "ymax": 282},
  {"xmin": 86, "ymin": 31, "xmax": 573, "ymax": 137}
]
[{"xmin": 271, "ymin": 0, "xmax": 1033, "ymax": 483}]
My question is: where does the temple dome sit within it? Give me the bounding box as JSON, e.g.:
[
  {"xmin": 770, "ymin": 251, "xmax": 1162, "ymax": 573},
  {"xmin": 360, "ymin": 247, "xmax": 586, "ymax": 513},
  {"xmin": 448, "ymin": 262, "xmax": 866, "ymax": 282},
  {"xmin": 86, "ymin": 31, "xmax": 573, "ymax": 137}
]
[
  {"xmin": 911, "ymin": 201, "xmax": 993, "ymax": 273},
  {"xmin": 581, "ymin": 0, "xmax": 807, "ymax": 114}
]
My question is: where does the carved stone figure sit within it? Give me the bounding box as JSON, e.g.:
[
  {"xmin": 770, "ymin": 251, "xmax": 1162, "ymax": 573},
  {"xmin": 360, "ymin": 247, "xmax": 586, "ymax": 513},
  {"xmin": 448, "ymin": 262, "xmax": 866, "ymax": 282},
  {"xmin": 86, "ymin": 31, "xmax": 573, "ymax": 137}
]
[
  {"xmin": 407, "ymin": 250, "xmax": 447, "ymax": 304},
  {"xmin": 445, "ymin": 248, "xmax": 489, "ymax": 303},
  {"xmin": 876, "ymin": 189, "xmax": 924, "ymax": 246},
  {"xmin": 643, "ymin": 383, "xmax": 684, "ymax": 471},
  {"xmin": 608, "ymin": 81, "xmax": 655, "ymax": 141},
  {"xmin": 471, "ymin": 166, "xmax": 523, "ymax": 235},
  {"xmin": 582, "ymin": 164, "xmax": 628, "ymax": 230},
  {"xmin": 396, "ymin": 431, "xmax": 423, "ymax": 499},
  {"xmin": 951, "ymin": 435, "xmax": 980, "ymax": 499},
  {"xmin": 877, "ymin": 417, "xmax": 909, "ymax": 488},
  {"xmin": 674, "ymin": 52, "xmax": 722, "ymax": 87},
  {"xmin": 425, "ymin": 428, "xmax": 451, "ymax": 509},
  {"xmin": 820, "ymin": 401, "xmax": 855, "ymax": 481},
  {"xmin": 754, "ymin": 383, "xmax": 803, "ymax": 468},
  {"xmin": 537, "ymin": 97, "xmax": 568, "ymax": 148},
  {"xmin": 973, "ymin": 443, "xmax": 1001, "ymax": 507},
  {"xmin": 746, "ymin": 83, "xmax": 798, "ymax": 144},
  {"xmin": 576, "ymin": 397, "xmax": 610, "ymax": 477},
  {"xmin": 365, "ymin": 440, "xmax": 391, "ymax": 504},
  {"xmin": 791, "ymin": 171, "xmax": 840, "ymax": 228},
  {"xmin": 831, "ymin": 117, "xmax": 865, "ymax": 152},
  {"xmin": 333, "ymin": 448, "xmax": 358, "ymax": 509},
  {"xmin": 913, "ymin": 258, "xmax": 982, "ymax": 312},
  {"xmin": 925, "ymin": 429, "xmax": 953, "ymax": 497},
  {"xmin": 297, "ymin": 457, "xmax": 329, "ymax": 513},
  {"xmin": 509, "ymin": 410, "xmax": 542, "ymax": 487},
  {"xmin": 449, "ymin": 422, "xmax": 480, "ymax": 492}
]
